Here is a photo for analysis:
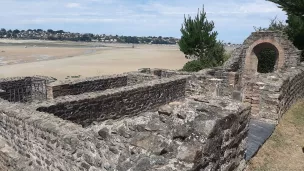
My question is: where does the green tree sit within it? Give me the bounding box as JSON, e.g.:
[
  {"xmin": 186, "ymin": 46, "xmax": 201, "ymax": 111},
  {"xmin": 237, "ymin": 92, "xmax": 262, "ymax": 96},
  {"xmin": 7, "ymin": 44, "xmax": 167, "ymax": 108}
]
[
  {"xmin": 286, "ymin": 14, "xmax": 304, "ymax": 61},
  {"xmin": 254, "ymin": 15, "xmax": 304, "ymax": 61},
  {"xmin": 0, "ymin": 28, "xmax": 6, "ymax": 37},
  {"xmin": 253, "ymin": 16, "xmax": 287, "ymax": 32},
  {"xmin": 13, "ymin": 29, "xmax": 20, "ymax": 34},
  {"xmin": 179, "ymin": 6, "xmax": 225, "ymax": 71},
  {"xmin": 266, "ymin": 0, "xmax": 304, "ymax": 18},
  {"xmin": 47, "ymin": 29, "xmax": 54, "ymax": 34}
]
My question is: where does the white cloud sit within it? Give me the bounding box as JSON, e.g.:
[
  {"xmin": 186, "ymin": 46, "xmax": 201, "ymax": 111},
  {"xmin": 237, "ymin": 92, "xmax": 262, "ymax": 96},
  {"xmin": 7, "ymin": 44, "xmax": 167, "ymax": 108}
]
[
  {"xmin": 0, "ymin": 0, "xmax": 287, "ymax": 42},
  {"xmin": 21, "ymin": 18, "xmax": 129, "ymax": 24},
  {"xmin": 66, "ymin": 3, "xmax": 81, "ymax": 8}
]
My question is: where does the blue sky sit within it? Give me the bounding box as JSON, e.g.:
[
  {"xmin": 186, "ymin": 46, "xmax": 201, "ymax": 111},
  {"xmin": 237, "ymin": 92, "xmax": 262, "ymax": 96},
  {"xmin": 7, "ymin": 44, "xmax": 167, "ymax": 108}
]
[{"xmin": 1, "ymin": 0, "xmax": 286, "ymax": 43}]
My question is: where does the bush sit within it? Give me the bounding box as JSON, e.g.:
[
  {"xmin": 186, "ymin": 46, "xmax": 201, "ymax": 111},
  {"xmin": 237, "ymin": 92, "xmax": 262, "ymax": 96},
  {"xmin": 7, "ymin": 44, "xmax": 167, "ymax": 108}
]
[
  {"xmin": 181, "ymin": 60, "xmax": 203, "ymax": 72},
  {"xmin": 181, "ymin": 60, "xmax": 210, "ymax": 72}
]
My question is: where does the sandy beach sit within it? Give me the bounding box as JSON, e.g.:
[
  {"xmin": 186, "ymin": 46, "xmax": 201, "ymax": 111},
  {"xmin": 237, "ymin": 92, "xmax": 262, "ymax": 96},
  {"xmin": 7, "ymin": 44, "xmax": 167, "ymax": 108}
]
[{"xmin": 0, "ymin": 39, "xmax": 188, "ymax": 80}]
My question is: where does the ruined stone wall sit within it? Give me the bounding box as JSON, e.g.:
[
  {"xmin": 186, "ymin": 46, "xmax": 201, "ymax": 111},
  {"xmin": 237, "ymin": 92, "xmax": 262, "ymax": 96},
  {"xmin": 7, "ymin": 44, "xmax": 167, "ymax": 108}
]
[
  {"xmin": 223, "ymin": 31, "xmax": 302, "ymax": 89},
  {"xmin": 136, "ymin": 68, "xmax": 239, "ymax": 97},
  {"xmin": 179, "ymin": 69, "xmax": 238, "ymax": 97},
  {"xmin": 241, "ymin": 32, "xmax": 301, "ymax": 70},
  {"xmin": 0, "ymin": 95, "xmax": 250, "ymax": 171},
  {"xmin": 38, "ymin": 76, "xmax": 189, "ymax": 127},
  {"xmin": 248, "ymin": 63, "xmax": 304, "ymax": 122},
  {"xmin": 48, "ymin": 74, "xmax": 128, "ymax": 99},
  {"xmin": 0, "ymin": 77, "xmax": 32, "ymax": 101},
  {"xmin": 223, "ymin": 46, "xmax": 245, "ymax": 72},
  {"xmin": 223, "ymin": 32, "xmax": 301, "ymax": 73},
  {"xmin": 126, "ymin": 72, "xmax": 158, "ymax": 85},
  {"xmin": 0, "ymin": 100, "xmax": 98, "ymax": 171},
  {"xmin": 0, "ymin": 77, "xmax": 47, "ymax": 102}
]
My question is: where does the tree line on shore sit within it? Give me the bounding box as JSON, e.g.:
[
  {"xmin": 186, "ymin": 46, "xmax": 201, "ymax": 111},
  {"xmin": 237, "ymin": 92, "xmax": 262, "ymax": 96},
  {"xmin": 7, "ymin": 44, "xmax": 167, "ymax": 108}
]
[{"xmin": 0, "ymin": 28, "xmax": 179, "ymax": 45}]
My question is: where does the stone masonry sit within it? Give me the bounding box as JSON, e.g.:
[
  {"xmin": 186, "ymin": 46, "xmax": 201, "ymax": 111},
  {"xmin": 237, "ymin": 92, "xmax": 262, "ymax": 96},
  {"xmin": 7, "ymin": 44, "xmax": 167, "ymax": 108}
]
[
  {"xmin": 248, "ymin": 63, "xmax": 304, "ymax": 123},
  {"xmin": 0, "ymin": 76, "xmax": 52, "ymax": 103},
  {"xmin": 47, "ymin": 72, "xmax": 158, "ymax": 99},
  {"xmin": 223, "ymin": 31, "xmax": 303, "ymax": 123},
  {"xmin": 0, "ymin": 95, "xmax": 250, "ymax": 171},
  {"xmin": 224, "ymin": 31, "xmax": 301, "ymax": 74},
  {"xmin": 0, "ymin": 31, "xmax": 303, "ymax": 171},
  {"xmin": 0, "ymin": 67, "xmax": 250, "ymax": 171},
  {"xmin": 38, "ymin": 76, "xmax": 188, "ymax": 127}
]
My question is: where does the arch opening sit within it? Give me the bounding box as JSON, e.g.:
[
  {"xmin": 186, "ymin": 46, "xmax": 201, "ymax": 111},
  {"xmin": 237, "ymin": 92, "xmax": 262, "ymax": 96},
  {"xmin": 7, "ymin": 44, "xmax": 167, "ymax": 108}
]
[{"xmin": 252, "ymin": 43, "xmax": 279, "ymax": 73}]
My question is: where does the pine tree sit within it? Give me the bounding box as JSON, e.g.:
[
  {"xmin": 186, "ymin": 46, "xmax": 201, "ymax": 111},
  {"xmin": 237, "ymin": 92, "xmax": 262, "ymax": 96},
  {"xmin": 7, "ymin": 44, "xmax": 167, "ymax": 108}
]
[
  {"xmin": 266, "ymin": 0, "xmax": 304, "ymax": 18},
  {"xmin": 286, "ymin": 14, "xmax": 304, "ymax": 61},
  {"xmin": 179, "ymin": 6, "xmax": 225, "ymax": 71},
  {"xmin": 266, "ymin": 0, "xmax": 304, "ymax": 61}
]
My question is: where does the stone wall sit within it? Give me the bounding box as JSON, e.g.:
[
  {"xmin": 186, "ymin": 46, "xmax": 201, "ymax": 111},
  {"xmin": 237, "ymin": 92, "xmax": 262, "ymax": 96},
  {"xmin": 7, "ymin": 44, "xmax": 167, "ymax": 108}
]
[
  {"xmin": 136, "ymin": 68, "xmax": 239, "ymax": 97},
  {"xmin": 0, "ymin": 77, "xmax": 47, "ymax": 102},
  {"xmin": 223, "ymin": 31, "xmax": 302, "ymax": 88},
  {"xmin": 38, "ymin": 76, "xmax": 189, "ymax": 127},
  {"xmin": 0, "ymin": 94, "xmax": 250, "ymax": 171},
  {"xmin": 47, "ymin": 73, "xmax": 159, "ymax": 99},
  {"xmin": 48, "ymin": 74, "xmax": 128, "ymax": 99},
  {"xmin": 0, "ymin": 100, "xmax": 96, "ymax": 171},
  {"xmin": 0, "ymin": 77, "xmax": 32, "ymax": 102},
  {"xmin": 223, "ymin": 46, "xmax": 245, "ymax": 72},
  {"xmin": 241, "ymin": 32, "xmax": 301, "ymax": 70},
  {"xmin": 126, "ymin": 72, "xmax": 158, "ymax": 85},
  {"xmin": 247, "ymin": 63, "xmax": 304, "ymax": 122}
]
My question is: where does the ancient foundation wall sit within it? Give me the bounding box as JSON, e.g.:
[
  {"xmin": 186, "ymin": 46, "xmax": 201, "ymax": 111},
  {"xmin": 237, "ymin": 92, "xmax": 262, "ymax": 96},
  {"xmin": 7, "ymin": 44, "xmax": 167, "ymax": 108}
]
[
  {"xmin": 0, "ymin": 96, "xmax": 250, "ymax": 171},
  {"xmin": 47, "ymin": 73, "xmax": 159, "ymax": 99},
  {"xmin": 248, "ymin": 63, "xmax": 304, "ymax": 122},
  {"xmin": 48, "ymin": 74, "xmax": 128, "ymax": 99},
  {"xmin": 0, "ymin": 77, "xmax": 47, "ymax": 102},
  {"xmin": 137, "ymin": 68, "xmax": 239, "ymax": 97},
  {"xmin": 38, "ymin": 76, "xmax": 189, "ymax": 127},
  {"xmin": 0, "ymin": 100, "xmax": 97, "ymax": 171},
  {"xmin": 126, "ymin": 72, "xmax": 158, "ymax": 85}
]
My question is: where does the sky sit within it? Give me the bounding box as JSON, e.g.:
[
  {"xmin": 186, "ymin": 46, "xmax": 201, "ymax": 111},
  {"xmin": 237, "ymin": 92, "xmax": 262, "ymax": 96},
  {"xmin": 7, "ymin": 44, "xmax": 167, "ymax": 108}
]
[{"xmin": 1, "ymin": 0, "xmax": 287, "ymax": 43}]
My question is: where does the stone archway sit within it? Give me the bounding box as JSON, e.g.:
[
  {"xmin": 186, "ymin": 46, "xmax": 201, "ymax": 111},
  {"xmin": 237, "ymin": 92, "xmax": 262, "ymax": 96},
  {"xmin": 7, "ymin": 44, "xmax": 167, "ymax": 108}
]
[
  {"xmin": 243, "ymin": 39, "xmax": 284, "ymax": 77},
  {"xmin": 223, "ymin": 31, "xmax": 301, "ymax": 77},
  {"xmin": 222, "ymin": 31, "xmax": 302, "ymax": 106},
  {"xmin": 255, "ymin": 43, "xmax": 278, "ymax": 73}
]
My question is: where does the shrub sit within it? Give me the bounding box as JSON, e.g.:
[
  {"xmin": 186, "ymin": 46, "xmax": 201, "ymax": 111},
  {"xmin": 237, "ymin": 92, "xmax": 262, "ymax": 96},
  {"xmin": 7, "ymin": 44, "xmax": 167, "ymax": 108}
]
[{"xmin": 181, "ymin": 60, "xmax": 208, "ymax": 72}]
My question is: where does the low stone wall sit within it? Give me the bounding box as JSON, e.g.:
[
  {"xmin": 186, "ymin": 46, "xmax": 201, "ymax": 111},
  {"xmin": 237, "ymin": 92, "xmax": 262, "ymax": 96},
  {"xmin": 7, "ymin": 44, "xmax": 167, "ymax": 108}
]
[
  {"xmin": 38, "ymin": 76, "xmax": 189, "ymax": 127},
  {"xmin": 48, "ymin": 74, "xmax": 128, "ymax": 99},
  {"xmin": 126, "ymin": 72, "xmax": 158, "ymax": 85},
  {"xmin": 248, "ymin": 63, "xmax": 304, "ymax": 122},
  {"xmin": 0, "ymin": 77, "xmax": 32, "ymax": 102},
  {"xmin": 0, "ymin": 95, "xmax": 250, "ymax": 171},
  {"xmin": 137, "ymin": 68, "xmax": 239, "ymax": 97},
  {"xmin": 0, "ymin": 100, "xmax": 96, "ymax": 171},
  {"xmin": 0, "ymin": 77, "xmax": 47, "ymax": 102}
]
